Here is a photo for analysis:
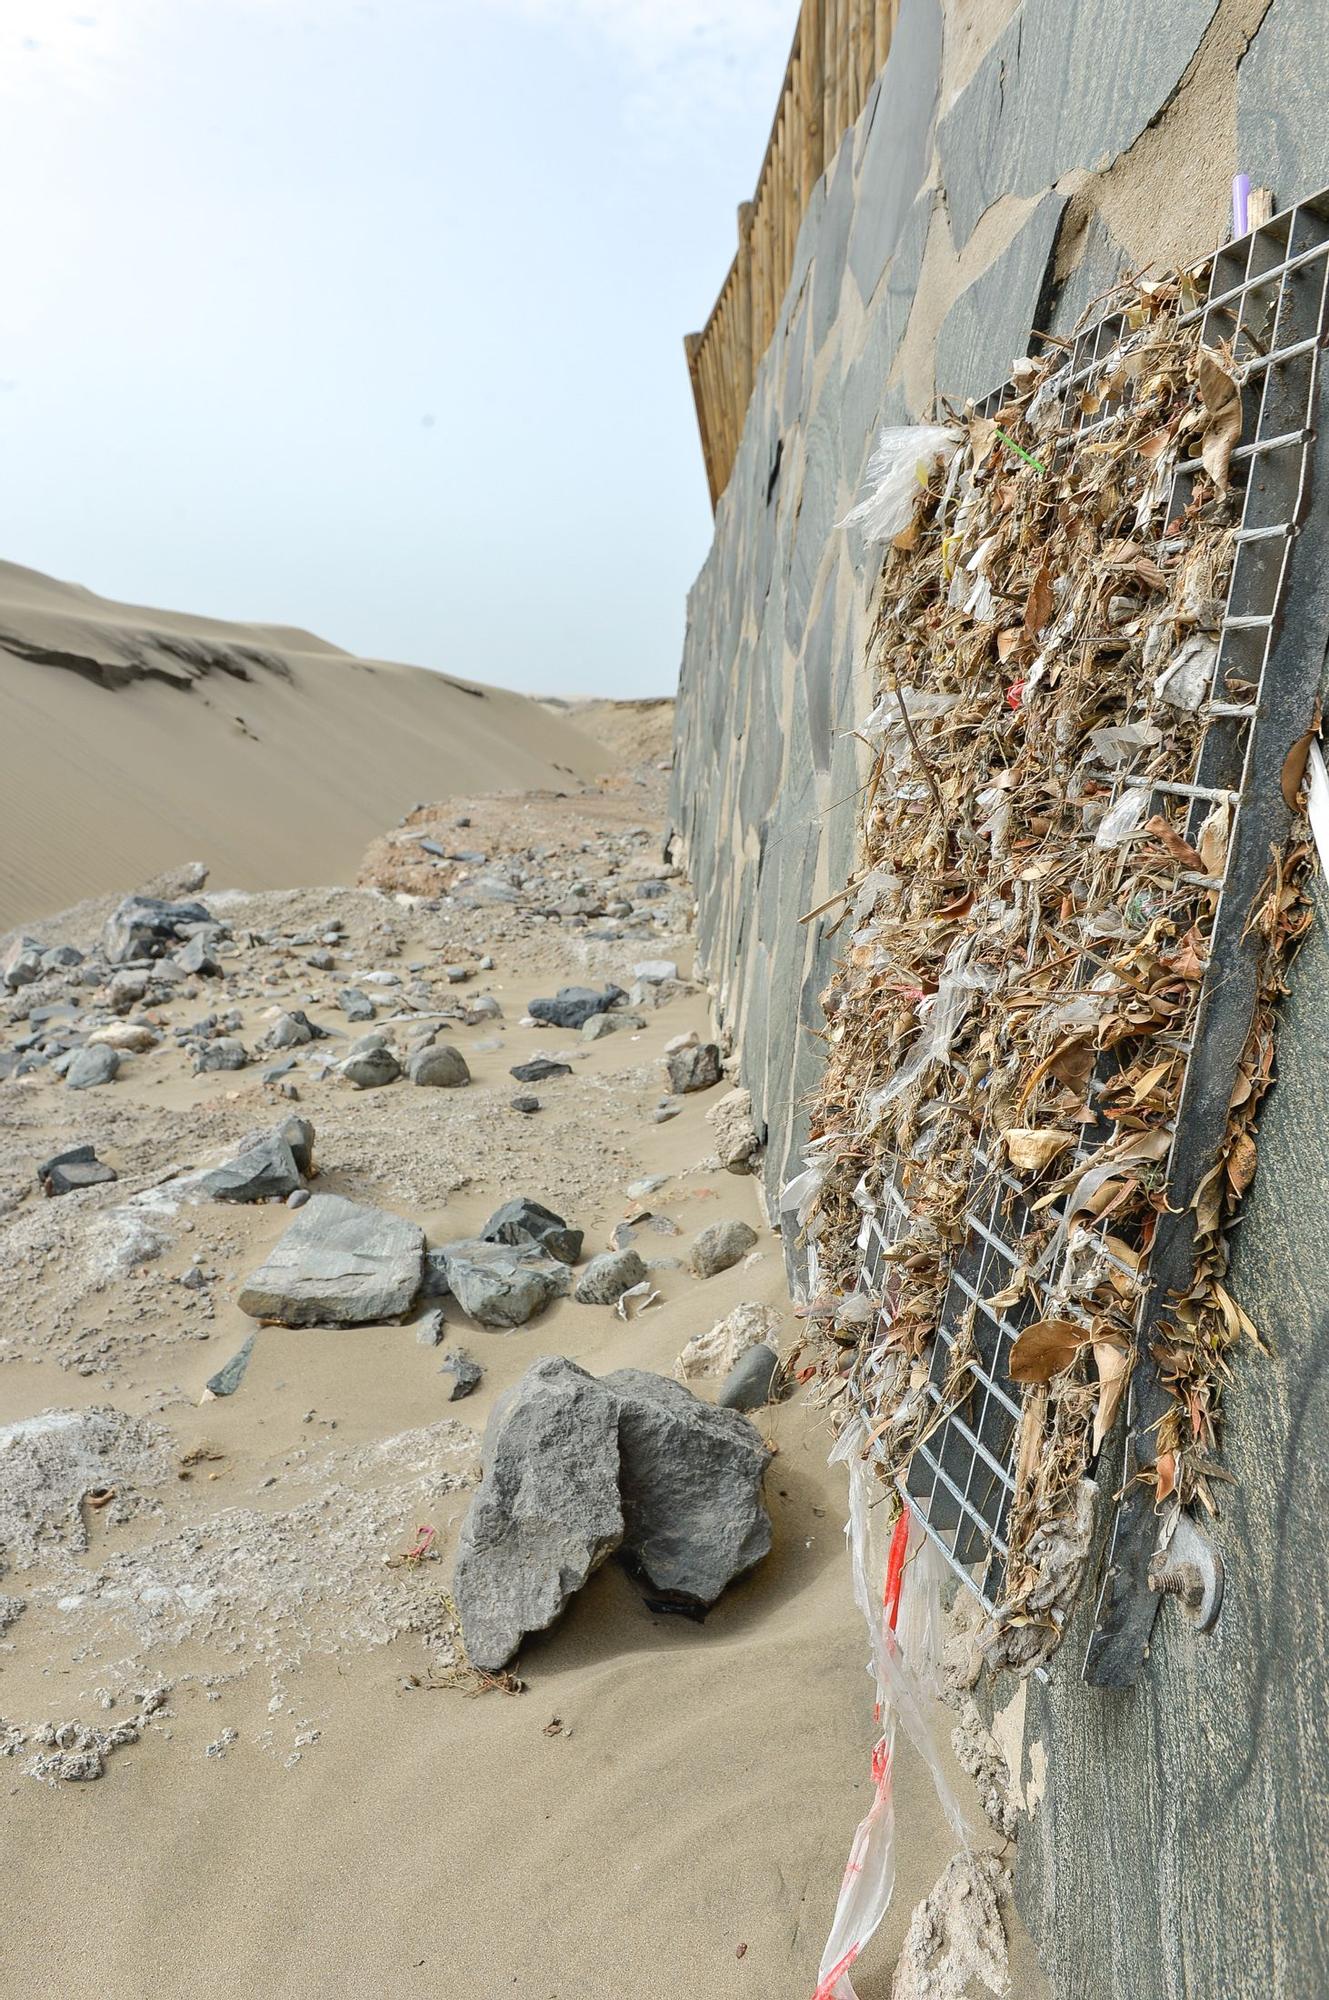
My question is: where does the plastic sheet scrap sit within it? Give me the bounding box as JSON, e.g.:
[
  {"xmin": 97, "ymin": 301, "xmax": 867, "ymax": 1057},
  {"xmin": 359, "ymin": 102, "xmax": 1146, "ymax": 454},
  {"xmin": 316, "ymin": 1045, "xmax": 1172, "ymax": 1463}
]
[
  {"xmin": 814, "ymin": 1422, "xmax": 970, "ymax": 1999},
  {"xmin": 842, "ymin": 426, "xmax": 962, "ymax": 545}
]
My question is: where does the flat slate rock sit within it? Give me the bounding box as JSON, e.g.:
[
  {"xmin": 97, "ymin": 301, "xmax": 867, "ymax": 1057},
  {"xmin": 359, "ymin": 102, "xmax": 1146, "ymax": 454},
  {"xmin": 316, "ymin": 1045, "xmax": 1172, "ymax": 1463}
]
[
  {"xmin": 453, "ymin": 1356, "xmax": 624, "ymax": 1671},
  {"xmin": 237, "ymin": 1194, "xmax": 424, "ymax": 1327},
  {"xmin": 604, "ymin": 1368, "xmax": 772, "ymax": 1606},
  {"xmin": 510, "ymin": 1058, "xmax": 573, "ymax": 1084},
  {"xmin": 206, "ymin": 1333, "xmax": 255, "ymax": 1398},
  {"xmin": 196, "ymin": 1131, "xmax": 304, "ymax": 1204},
  {"xmin": 481, "ymin": 1197, "xmax": 582, "ymax": 1266},
  {"xmin": 937, "ymin": 0, "xmax": 1219, "ymax": 248},
  {"xmin": 935, "ymin": 192, "xmax": 1069, "ymax": 408},
  {"xmin": 38, "ymin": 1145, "xmax": 118, "ymax": 1195}
]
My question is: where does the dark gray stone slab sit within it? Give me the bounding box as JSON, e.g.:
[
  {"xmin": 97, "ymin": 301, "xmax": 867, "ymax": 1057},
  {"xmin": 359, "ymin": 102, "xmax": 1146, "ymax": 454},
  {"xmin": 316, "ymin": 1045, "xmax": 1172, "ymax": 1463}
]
[
  {"xmin": 237, "ymin": 1194, "xmax": 424, "ymax": 1326},
  {"xmin": 1049, "ymin": 212, "xmax": 1132, "ymax": 338},
  {"xmin": 1014, "ymin": 871, "xmax": 1329, "ymax": 1997},
  {"xmin": 935, "ymin": 194, "xmax": 1068, "ymax": 407},
  {"xmin": 938, "ymin": 0, "xmax": 1220, "ymax": 248},
  {"xmin": 847, "ymin": 0, "xmax": 942, "ymax": 307},
  {"xmin": 813, "ymin": 129, "xmax": 857, "ymax": 351},
  {"xmin": 1237, "ymin": 0, "xmax": 1329, "ymax": 215}
]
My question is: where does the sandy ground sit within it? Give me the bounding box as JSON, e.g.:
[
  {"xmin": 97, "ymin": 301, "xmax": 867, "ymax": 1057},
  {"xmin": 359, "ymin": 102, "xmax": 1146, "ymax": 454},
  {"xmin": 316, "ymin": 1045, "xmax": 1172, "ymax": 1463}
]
[
  {"xmin": 0, "ymin": 744, "xmax": 1045, "ymax": 1998},
  {"xmin": 0, "ymin": 560, "xmax": 608, "ymax": 931}
]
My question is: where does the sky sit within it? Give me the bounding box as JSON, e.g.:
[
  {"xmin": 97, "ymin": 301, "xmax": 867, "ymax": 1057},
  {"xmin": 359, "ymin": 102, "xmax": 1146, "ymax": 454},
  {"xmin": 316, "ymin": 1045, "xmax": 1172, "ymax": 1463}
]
[{"xmin": 0, "ymin": 0, "xmax": 795, "ymax": 695}]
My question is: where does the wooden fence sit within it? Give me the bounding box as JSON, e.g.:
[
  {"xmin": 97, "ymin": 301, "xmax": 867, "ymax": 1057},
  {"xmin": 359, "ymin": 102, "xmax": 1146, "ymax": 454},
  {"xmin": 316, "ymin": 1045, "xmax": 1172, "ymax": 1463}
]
[{"xmin": 685, "ymin": 0, "xmax": 901, "ymax": 508}]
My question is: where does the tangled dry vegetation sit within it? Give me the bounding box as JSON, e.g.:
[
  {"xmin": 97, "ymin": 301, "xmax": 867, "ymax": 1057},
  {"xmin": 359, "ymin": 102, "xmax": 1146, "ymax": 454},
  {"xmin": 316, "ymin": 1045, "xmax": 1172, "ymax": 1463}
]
[{"xmin": 806, "ymin": 271, "xmax": 1313, "ymax": 1670}]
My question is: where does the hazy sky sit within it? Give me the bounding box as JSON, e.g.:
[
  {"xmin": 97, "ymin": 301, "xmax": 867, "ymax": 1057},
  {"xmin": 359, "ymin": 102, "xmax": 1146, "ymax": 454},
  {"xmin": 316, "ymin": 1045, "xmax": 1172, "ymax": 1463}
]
[{"xmin": 0, "ymin": 1, "xmax": 793, "ymax": 694}]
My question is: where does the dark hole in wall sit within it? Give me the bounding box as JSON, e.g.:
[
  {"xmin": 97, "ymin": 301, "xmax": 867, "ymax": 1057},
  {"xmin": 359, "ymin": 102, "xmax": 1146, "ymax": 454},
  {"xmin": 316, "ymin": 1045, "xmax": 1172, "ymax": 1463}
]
[{"xmin": 765, "ymin": 436, "xmax": 783, "ymax": 505}]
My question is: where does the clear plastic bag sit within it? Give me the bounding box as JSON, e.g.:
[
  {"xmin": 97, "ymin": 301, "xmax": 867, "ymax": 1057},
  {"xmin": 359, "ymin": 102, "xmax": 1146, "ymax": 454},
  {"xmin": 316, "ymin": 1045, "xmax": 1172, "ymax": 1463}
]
[
  {"xmin": 814, "ymin": 1423, "xmax": 971, "ymax": 1997},
  {"xmin": 842, "ymin": 426, "xmax": 962, "ymax": 545}
]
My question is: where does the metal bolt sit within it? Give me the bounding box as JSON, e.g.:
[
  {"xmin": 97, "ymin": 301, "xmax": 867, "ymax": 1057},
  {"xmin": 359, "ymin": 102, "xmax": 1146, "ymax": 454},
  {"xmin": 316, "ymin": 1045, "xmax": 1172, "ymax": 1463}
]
[{"xmin": 1147, "ymin": 1516, "xmax": 1224, "ymax": 1631}]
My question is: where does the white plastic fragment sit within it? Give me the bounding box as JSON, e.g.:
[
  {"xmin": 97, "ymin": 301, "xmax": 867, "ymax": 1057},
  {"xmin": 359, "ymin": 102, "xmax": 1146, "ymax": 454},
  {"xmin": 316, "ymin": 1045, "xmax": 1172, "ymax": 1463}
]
[
  {"xmin": 1093, "ymin": 784, "xmax": 1151, "ymax": 849},
  {"xmin": 841, "ymin": 425, "xmax": 963, "ymax": 545},
  {"xmin": 1307, "ymin": 739, "xmax": 1329, "ymax": 876}
]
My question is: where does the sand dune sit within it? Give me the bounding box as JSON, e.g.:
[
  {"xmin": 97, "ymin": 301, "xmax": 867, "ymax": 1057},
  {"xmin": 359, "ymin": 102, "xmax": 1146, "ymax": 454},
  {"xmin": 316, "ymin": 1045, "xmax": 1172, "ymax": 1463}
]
[{"xmin": 0, "ymin": 560, "xmax": 608, "ymax": 930}]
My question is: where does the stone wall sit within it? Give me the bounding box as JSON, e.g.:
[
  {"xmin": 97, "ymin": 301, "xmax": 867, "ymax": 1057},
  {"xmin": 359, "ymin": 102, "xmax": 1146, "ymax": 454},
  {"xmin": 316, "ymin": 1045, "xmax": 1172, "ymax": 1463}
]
[{"xmin": 670, "ymin": 1, "xmax": 1329, "ymax": 1994}]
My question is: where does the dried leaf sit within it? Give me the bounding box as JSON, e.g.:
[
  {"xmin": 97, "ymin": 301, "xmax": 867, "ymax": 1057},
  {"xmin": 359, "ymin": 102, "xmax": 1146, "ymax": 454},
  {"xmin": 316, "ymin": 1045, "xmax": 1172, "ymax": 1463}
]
[
  {"xmin": 1091, "ymin": 1342, "xmax": 1132, "ymax": 1454},
  {"xmin": 1144, "ymin": 813, "xmax": 1205, "ymax": 872},
  {"xmin": 1225, "ymin": 1129, "xmax": 1258, "ymax": 1195},
  {"xmin": 1008, "ymin": 1318, "xmax": 1092, "ymax": 1384},
  {"xmin": 1024, "ymin": 564, "xmax": 1054, "ymax": 635},
  {"xmin": 1281, "ymin": 725, "xmax": 1315, "ymax": 811},
  {"xmin": 1197, "ymin": 346, "xmax": 1242, "ymax": 491},
  {"xmin": 1003, "ymin": 1126, "xmax": 1075, "ymax": 1173},
  {"xmin": 1154, "ymin": 1450, "xmax": 1177, "ymax": 1502}
]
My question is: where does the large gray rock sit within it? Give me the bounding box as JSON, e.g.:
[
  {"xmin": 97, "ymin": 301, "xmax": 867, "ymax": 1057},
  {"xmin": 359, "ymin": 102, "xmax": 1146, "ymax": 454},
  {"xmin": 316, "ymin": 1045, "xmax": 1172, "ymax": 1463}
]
[
  {"xmin": 194, "ymin": 1038, "xmax": 249, "ymax": 1073},
  {"xmin": 453, "ymin": 1357, "xmax": 624, "ymax": 1670},
  {"xmin": 707, "ymin": 1087, "xmax": 761, "ymax": 1174},
  {"xmin": 342, "ymin": 1044, "xmax": 401, "ymax": 1088},
  {"xmin": 440, "ymin": 1240, "xmax": 563, "ymax": 1329},
  {"xmin": 529, "ymin": 984, "xmax": 625, "ymax": 1030},
  {"xmin": 718, "ymin": 1343, "xmax": 780, "ymax": 1413},
  {"xmin": 197, "ymin": 1132, "xmax": 303, "ymax": 1204},
  {"xmin": 604, "ymin": 1369, "xmax": 772, "ymax": 1604},
  {"xmin": 66, "ymin": 1045, "xmax": 120, "ymax": 1091},
  {"xmin": 2, "ymin": 936, "xmax": 44, "ymax": 991},
  {"xmin": 102, "ymin": 895, "xmax": 213, "ymax": 965},
  {"xmin": 481, "ymin": 1197, "xmax": 582, "ymax": 1266},
  {"xmin": 690, "ymin": 1219, "xmax": 758, "ymax": 1278},
  {"xmin": 665, "ymin": 1043, "xmax": 722, "ymax": 1094},
  {"xmin": 38, "ymin": 1145, "xmax": 117, "ymax": 1196},
  {"xmin": 408, "ymin": 1044, "xmax": 470, "ymax": 1088},
  {"xmin": 236, "ymin": 1194, "xmax": 424, "ymax": 1326},
  {"xmin": 575, "ymin": 1248, "xmax": 648, "ymax": 1305}
]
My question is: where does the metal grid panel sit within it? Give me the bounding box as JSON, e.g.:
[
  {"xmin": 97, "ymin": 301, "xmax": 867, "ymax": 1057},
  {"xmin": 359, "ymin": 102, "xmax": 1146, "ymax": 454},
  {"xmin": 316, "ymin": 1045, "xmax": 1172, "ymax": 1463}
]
[{"xmin": 853, "ymin": 190, "xmax": 1329, "ymax": 1635}]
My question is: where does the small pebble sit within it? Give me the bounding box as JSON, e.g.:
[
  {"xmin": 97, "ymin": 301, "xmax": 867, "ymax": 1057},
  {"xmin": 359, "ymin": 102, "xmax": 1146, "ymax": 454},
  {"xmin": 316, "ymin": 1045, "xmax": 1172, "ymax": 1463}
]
[{"xmin": 287, "ymin": 1188, "xmax": 311, "ymax": 1208}]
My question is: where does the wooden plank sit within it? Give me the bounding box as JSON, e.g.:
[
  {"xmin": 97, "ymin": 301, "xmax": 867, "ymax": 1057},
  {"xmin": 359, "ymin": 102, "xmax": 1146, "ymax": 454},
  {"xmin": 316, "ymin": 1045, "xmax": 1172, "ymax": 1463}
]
[
  {"xmin": 801, "ymin": 0, "xmax": 826, "ymax": 208},
  {"xmin": 683, "ymin": 332, "xmax": 720, "ymax": 510}
]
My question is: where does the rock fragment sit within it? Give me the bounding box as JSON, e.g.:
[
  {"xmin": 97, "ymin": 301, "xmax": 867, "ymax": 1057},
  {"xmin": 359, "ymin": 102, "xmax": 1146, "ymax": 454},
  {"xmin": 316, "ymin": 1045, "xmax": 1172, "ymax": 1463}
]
[
  {"xmin": 237, "ymin": 1194, "xmax": 424, "ymax": 1327},
  {"xmin": 707, "ymin": 1087, "xmax": 761, "ymax": 1173},
  {"xmin": 440, "ymin": 1348, "xmax": 482, "ymax": 1400},
  {"xmin": 440, "ymin": 1240, "xmax": 563, "ymax": 1328},
  {"xmin": 528, "ymin": 985, "xmax": 625, "ymax": 1030},
  {"xmin": 66, "ymin": 1045, "xmax": 120, "ymax": 1091},
  {"xmin": 453, "ymin": 1356, "xmax": 624, "ymax": 1670},
  {"xmin": 575, "ymin": 1248, "xmax": 648, "ymax": 1305},
  {"xmin": 408, "ymin": 1044, "xmax": 470, "ymax": 1088},
  {"xmin": 665, "ymin": 1043, "xmax": 722, "ymax": 1094},
  {"xmin": 481, "ymin": 1197, "xmax": 582, "ymax": 1266},
  {"xmin": 510, "ymin": 1058, "xmax": 572, "ymax": 1084},
  {"xmin": 38, "ymin": 1146, "xmax": 118, "ymax": 1196},
  {"xmin": 689, "ymin": 1219, "xmax": 759, "ymax": 1278}
]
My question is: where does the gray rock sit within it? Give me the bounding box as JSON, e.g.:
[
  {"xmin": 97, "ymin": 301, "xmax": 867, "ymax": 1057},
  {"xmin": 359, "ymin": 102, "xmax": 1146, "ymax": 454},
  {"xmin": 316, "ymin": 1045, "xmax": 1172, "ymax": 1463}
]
[
  {"xmin": 575, "ymin": 1248, "xmax": 648, "ymax": 1305},
  {"xmin": 38, "ymin": 1145, "xmax": 117, "ymax": 1195},
  {"xmin": 342, "ymin": 1044, "xmax": 402, "ymax": 1088},
  {"xmin": 108, "ymin": 970, "xmax": 148, "ymax": 1008},
  {"xmin": 287, "ymin": 1188, "xmax": 310, "ymax": 1208},
  {"xmin": 419, "ymin": 1249, "xmax": 452, "ymax": 1299},
  {"xmin": 481, "ymin": 1198, "xmax": 583, "ymax": 1266},
  {"xmin": 690, "ymin": 1219, "xmax": 759, "ymax": 1278},
  {"xmin": 197, "ymin": 1132, "xmax": 304, "ymax": 1204},
  {"xmin": 206, "ymin": 1334, "xmax": 255, "ymax": 1398},
  {"xmin": 453, "ymin": 1356, "xmax": 624, "ymax": 1670},
  {"xmin": 337, "ymin": 988, "xmax": 376, "ymax": 1022},
  {"xmin": 510, "ymin": 1095, "xmax": 542, "ymax": 1114},
  {"xmin": 604, "ymin": 1368, "xmax": 772, "ymax": 1604},
  {"xmin": 510, "ymin": 1058, "xmax": 572, "ymax": 1084},
  {"xmin": 464, "ymin": 993, "xmax": 503, "ymax": 1023},
  {"xmin": 307, "ymin": 949, "xmax": 335, "ymax": 971},
  {"xmin": 408, "ymin": 1044, "xmax": 470, "ymax": 1088},
  {"xmin": 665, "ymin": 1043, "xmax": 722, "ymax": 1094},
  {"xmin": 237, "ymin": 1194, "xmax": 424, "ymax": 1327},
  {"xmin": 3, "ymin": 937, "xmax": 45, "ymax": 989},
  {"xmin": 582, "ymin": 1010, "xmax": 644, "ymax": 1041},
  {"xmin": 174, "ymin": 932, "xmax": 222, "ymax": 977},
  {"xmin": 268, "ymin": 1011, "xmax": 314, "ymax": 1049},
  {"xmin": 528, "ymin": 984, "xmax": 626, "ymax": 1030},
  {"xmin": 440, "ymin": 1347, "xmax": 482, "ymax": 1400},
  {"xmin": 415, "ymin": 1307, "xmax": 446, "ymax": 1347},
  {"xmin": 66, "ymin": 1045, "xmax": 120, "ymax": 1091},
  {"xmin": 103, "ymin": 894, "xmax": 213, "ymax": 965},
  {"xmin": 274, "ymin": 1115, "xmax": 315, "ymax": 1176},
  {"xmin": 633, "ymin": 959, "xmax": 678, "ymax": 985},
  {"xmin": 936, "ymin": 192, "xmax": 1069, "ymax": 406},
  {"xmin": 708, "ymin": 1087, "xmax": 762, "ymax": 1174},
  {"xmin": 193, "ymin": 1038, "xmax": 249, "ymax": 1073},
  {"xmin": 440, "ymin": 1240, "xmax": 562, "ymax": 1329},
  {"xmin": 718, "ymin": 1343, "xmax": 780, "ymax": 1412}
]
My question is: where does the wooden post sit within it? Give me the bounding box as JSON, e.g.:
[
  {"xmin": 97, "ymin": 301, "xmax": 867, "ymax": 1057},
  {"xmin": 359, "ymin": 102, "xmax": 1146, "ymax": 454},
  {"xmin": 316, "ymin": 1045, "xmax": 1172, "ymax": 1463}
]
[
  {"xmin": 735, "ymin": 200, "xmax": 755, "ymax": 414},
  {"xmin": 802, "ymin": 0, "xmax": 825, "ymax": 209},
  {"xmin": 873, "ymin": 0, "xmax": 894, "ymax": 74},
  {"xmin": 684, "ymin": 332, "xmax": 720, "ymax": 510}
]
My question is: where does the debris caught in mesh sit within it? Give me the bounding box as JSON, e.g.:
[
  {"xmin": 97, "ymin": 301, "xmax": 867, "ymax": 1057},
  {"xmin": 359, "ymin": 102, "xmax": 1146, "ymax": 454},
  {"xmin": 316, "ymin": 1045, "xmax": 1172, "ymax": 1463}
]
[{"xmin": 805, "ymin": 263, "xmax": 1318, "ymax": 1671}]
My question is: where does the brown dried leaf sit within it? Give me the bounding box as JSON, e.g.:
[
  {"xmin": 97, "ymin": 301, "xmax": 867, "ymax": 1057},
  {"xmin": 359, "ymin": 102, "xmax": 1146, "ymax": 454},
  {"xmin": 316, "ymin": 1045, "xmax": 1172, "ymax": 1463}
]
[
  {"xmin": 1197, "ymin": 346, "xmax": 1242, "ymax": 491},
  {"xmin": 1024, "ymin": 564, "xmax": 1054, "ymax": 636},
  {"xmin": 1281, "ymin": 724, "xmax": 1315, "ymax": 810},
  {"xmin": 1144, "ymin": 813, "xmax": 1205, "ymax": 871},
  {"xmin": 1226, "ymin": 1129, "xmax": 1258, "ymax": 1195},
  {"xmin": 1008, "ymin": 1318, "xmax": 1092, "ymax": 1384},
  {"xmin": 1154, "ymin": 1450, "xmax": 1177, "ymax": 1502}
]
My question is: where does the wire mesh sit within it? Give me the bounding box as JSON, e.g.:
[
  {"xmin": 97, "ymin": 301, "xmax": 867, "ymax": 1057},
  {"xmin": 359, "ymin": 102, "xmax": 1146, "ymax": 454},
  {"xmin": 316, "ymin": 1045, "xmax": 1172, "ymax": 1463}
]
[{"xmin": 851, "ymin": 188, "xmax": 1329, "ymax": 1624}]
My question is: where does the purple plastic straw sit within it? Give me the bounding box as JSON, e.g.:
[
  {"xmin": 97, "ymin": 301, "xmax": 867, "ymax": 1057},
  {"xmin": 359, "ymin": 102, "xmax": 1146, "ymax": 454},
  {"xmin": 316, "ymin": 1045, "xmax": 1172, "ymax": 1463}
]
[{"xmin": 1233, "ymin": 173, "xmax": 1251, "ymax": 238}]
